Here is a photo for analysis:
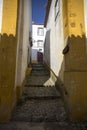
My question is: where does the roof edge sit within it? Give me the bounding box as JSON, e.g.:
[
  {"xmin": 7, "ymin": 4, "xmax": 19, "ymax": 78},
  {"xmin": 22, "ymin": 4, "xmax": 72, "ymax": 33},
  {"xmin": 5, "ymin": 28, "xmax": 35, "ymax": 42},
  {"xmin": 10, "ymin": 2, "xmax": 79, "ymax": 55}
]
[{"xmin": 44, "ymin": 0, "xmax": 52, "ymax": 27}]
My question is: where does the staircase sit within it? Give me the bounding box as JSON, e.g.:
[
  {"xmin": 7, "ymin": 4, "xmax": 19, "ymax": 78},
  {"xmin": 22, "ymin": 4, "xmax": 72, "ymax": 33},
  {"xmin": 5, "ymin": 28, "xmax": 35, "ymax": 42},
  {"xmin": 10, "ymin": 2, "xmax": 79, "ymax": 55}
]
[
  {"xmin": 0, "ymin": 63, "xmax": 87, "ymax": 129},
  {"xmin": 12, "ymin": 63, "xmax": 67, "ymax": 122}
]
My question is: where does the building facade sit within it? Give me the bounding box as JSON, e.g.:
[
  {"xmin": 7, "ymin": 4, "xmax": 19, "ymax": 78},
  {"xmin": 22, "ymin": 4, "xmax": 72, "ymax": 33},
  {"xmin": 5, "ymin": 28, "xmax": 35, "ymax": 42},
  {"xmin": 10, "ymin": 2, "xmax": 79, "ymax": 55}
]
[
  {"xmin": 32, "ymin": 24, "xmax": 46, "ymax": 63},
  {"xmin": 0, "ymin": 0, "xmax": 32, "ymax": 122},
  {"xmin": 44, "ymin": 0, "xmax": 87, "ymax": 121}
]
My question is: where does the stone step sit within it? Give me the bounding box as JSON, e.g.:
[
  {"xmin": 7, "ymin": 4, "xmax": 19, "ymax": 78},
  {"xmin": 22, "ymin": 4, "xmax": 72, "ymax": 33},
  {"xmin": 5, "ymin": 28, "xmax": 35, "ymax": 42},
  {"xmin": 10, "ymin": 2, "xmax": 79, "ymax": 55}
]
[
  {"xmin": 31, "ymin": 70, "xmax": 49, "ymax": 72},
  {"xmin": 25, "ymin": 84, "xmax": 46, "ymax": 87},
  {"xmin": 32, "ymin": 65, "xmax": 45, "ymax": 68},
  {"xmin": 32, "ymin": 68, "xmax": 46, "ymax": 71},
  {"xmin": 24, "ymin": 85, "xmax": 55, "ymax": 87},
  {"xmin": 31, "ymin": 64, "xmax": 48, "ymax": 71},
  {"xmin": 23, "ymin": 86, "xmax": 61, "ymax": 99},
  {"xmin": 31, "ymin": 71, "xmax": 50, "ymax": 75},
  {"xmin": 12, "ymin": 99, "xmax": 66, "ymax": 122},
  {"xmin": 0, "ymin": 121, "xmax": 87, "ymax": 130},
  {"xmin": 32, "ymin": 63, "xmax": 44, "ymax": 67},
  {"xmin": 30, "ymin": 73, "xmax": 50, "ymax": 76},
  {"xmin": 26, "ymin": 73, "xmax": 49, "ymax": 77},
  {"xmin": 25, "ymin": 76, "xmax": 50, "ymax": 86}
]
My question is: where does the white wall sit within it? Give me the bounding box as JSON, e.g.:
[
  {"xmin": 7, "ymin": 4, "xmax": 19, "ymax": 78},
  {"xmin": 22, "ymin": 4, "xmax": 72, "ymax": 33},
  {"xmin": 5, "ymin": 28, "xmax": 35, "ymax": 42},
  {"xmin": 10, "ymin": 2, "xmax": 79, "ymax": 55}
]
[
  {"xmin": 32, "ymin": 24, "xmax": 46, "ymax": 61},
  {"xmin": 21, "ymin": 0, "xmax": 32, "ymax": 82},
  {"xmin": 84, "ymin": 0, "xmax": 87, "ymax": 52},
  {"xmin": 16, "ymin": 0, "xmax": 32, "ymax": 87},
  {"xmin": 28, "ymin": 0, "xmax": 32, "ymax": 64},
  {"xmin": 44, "ymin": 0, "xmax": 64, "ymax": 76},
  {"xmin": 15, "ymin": 0, "xmax": 23, "ymax": 87},
  {"xmin": 0, "ymin": 0, "xmax": 3, "ymax": 33},
  {"xmin": 32, "ymin": 49, "xmax": 38, "ymax": 61},
  {"xmin": 32, "ymin": 24, "xmax": 46, "ymax": 50}
]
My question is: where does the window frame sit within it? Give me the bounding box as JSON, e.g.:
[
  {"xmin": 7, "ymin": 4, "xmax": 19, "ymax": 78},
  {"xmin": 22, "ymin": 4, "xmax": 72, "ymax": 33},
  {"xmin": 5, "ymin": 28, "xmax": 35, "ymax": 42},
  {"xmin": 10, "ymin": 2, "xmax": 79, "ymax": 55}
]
[
  {"xmin": 37, "ymin": 40, "xmax": 43, "ymax": 47},
  {"xmin": 37, "ymin": 27, "xmax": 44, "ymax": 36}
]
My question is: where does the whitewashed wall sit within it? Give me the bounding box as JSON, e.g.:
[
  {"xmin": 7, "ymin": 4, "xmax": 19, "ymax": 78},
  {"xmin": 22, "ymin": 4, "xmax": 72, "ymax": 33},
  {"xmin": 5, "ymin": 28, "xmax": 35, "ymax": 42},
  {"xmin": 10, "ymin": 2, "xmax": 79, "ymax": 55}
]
[
  {"xmin": 32, "ymin": 24, "xmax": 46, "ymax": 50},
  {"xmin": 32, "ymin": 24, "xmax": 46, "ymax": 61},
  {"xmin": 16, "ymin": 0, "xmax": 32, "ymax": 87},
  {"xmin": 84, "ymin": 0, "xmax": 87, "ymax": 52},
  {"xmin": 21, "ymin": 0, "xmax": 32, "ymax": 82},
  {"xmin": 0, "ymin": 0, "xmax": 3, "ymax": 33},
  {"xmin": 44, "ymin": 0, "xmax": 64, "ymax": 76}
]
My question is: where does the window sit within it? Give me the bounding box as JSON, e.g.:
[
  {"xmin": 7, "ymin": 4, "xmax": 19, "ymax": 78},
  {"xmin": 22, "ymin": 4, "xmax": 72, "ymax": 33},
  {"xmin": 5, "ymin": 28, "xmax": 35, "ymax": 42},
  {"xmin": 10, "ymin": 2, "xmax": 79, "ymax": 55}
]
[
  {"xmin": 39, "ymin": 49, "xmax": 42, "ymax": 52},
  {"xmin": 37, "ymin": 40, "xmax": 43, "ymax": 47},
  {"xmin": 37, "ymin": 27, "xmax": 44, "ymax": 36},
  {"xmin": 55, "ymin": 0, "xmax": 60, "ymax": 20}
]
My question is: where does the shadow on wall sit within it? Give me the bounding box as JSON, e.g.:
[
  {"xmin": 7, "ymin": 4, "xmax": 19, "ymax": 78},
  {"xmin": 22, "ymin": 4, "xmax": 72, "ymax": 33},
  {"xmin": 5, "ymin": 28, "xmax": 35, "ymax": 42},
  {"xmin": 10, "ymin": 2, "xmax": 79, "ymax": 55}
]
[
  {"xmin": 64, "ymin": 34, "xmax": 87, "ymax": 71},
  {"xmin": 0, "ymin": 33, "xmax": 17, "ymax": 122},
  {"xmin": 31, "ymin": 49, "xmax": 38, "ymax": 63},
  {"xmin": 55, "ymin": 34, "xmax": 87, "ymax": 121},
  {"xmin": 44, "ymin": 30, "xmax": 51, "ymax": 69}
]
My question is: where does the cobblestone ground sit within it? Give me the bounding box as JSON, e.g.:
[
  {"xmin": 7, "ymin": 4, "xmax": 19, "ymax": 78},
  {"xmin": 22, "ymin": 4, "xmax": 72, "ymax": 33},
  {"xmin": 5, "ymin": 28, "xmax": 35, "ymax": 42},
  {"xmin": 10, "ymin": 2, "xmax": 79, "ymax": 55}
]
[
  {"xmin": 0, "ymin": 63, "xmax": 87, "ymax": 130},
  {"xmin": 12, "ymin": 99, "xmax": 66, "ymax": 122},
  {"xmin": 0, "ymin": 122, "xmax": 87, "ymax": 130}
]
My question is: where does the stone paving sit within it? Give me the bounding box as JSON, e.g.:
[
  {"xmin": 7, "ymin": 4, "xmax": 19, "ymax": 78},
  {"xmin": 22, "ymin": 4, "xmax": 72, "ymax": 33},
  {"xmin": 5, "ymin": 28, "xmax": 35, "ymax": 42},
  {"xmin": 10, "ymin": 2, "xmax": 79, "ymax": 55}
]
[
  {"xmin": 0, "ymin": 121, "xmax": 87, "ymax": 130},
  {"xmin": 12, "ymin": 63, "xmax": 65, "ymax": 122},
  {"xmin": 12, "ymin": 99, "xmax": 66, "ymax": 122},
  {"xmin": 0, "ymin": 63, "xmax": 87, "ymax": 130}
]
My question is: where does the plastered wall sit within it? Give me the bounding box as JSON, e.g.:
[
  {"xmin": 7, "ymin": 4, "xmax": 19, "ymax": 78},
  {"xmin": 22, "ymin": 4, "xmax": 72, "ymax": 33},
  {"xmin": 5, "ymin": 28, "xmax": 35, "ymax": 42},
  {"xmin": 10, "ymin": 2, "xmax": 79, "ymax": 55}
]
[
  {"xmin": 21, "ymin": 0, "xmax": 32, "ymax": 82},
  {"xmin": 44, "ymin": 0, "xmax": 64, "ymax": 76},
  {"xmin": 0, "ymin": 0, "xmax": 32, "ymax": 122},
  {"xmin": 0, "ymin": 0, "xmax": 18, "ymax": 122},
  {"xmin": 62, "ymin": 0, "xmax": 87, "ymax": 121},
  {"xmin": 84, "ymin": 0, "xmax": 87, "ymax": 51},
  {"xmin": 32, "ymin": 24, "xmax": 46, "ymax": 62},
  {"xmin": 16, "ymin": 0, "xmax": 32, "ymax": 100},
  {"xmin": 0, "ymin": 0, "xmax": 3, "ymax": 33},
  {"xmin": 44, "ymin": 0, "xmax": 87, "ymax": 121}
]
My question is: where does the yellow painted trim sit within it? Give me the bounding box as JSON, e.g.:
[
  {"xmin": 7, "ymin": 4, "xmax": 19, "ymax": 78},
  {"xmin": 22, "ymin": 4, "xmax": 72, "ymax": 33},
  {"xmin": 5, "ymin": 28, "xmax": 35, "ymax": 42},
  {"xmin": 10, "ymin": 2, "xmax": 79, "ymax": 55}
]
[
  {"xmin": 0, "ymin": 0, "xmax": 18, "ymax": 122},
  {"xmin": 26, "ymin": 67, "xmax": 32, "ymax": 76}
]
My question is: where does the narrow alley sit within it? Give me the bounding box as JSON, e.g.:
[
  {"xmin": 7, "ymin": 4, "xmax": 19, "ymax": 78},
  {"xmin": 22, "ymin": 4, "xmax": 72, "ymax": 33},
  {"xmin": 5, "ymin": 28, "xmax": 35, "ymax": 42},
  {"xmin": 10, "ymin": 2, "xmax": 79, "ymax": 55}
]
[
  {"xmin": 0, "ymin": 63, "xmax": 87, "ymax": 129},
  {"xmin": 12, "ymin": 63, "xmax": 66, "ymax": 122},
  {"xmin": 1, "ymin": 0, "xmax": 87, "ymax": 129}
]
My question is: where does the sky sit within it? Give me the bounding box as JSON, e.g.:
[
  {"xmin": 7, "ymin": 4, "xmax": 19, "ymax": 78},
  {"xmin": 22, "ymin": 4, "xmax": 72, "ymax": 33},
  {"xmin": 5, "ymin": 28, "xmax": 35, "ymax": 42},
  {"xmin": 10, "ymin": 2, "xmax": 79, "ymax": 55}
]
[{"xmin": 32, "ymin": 0, "xmax": 48, "ymax": 24}]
